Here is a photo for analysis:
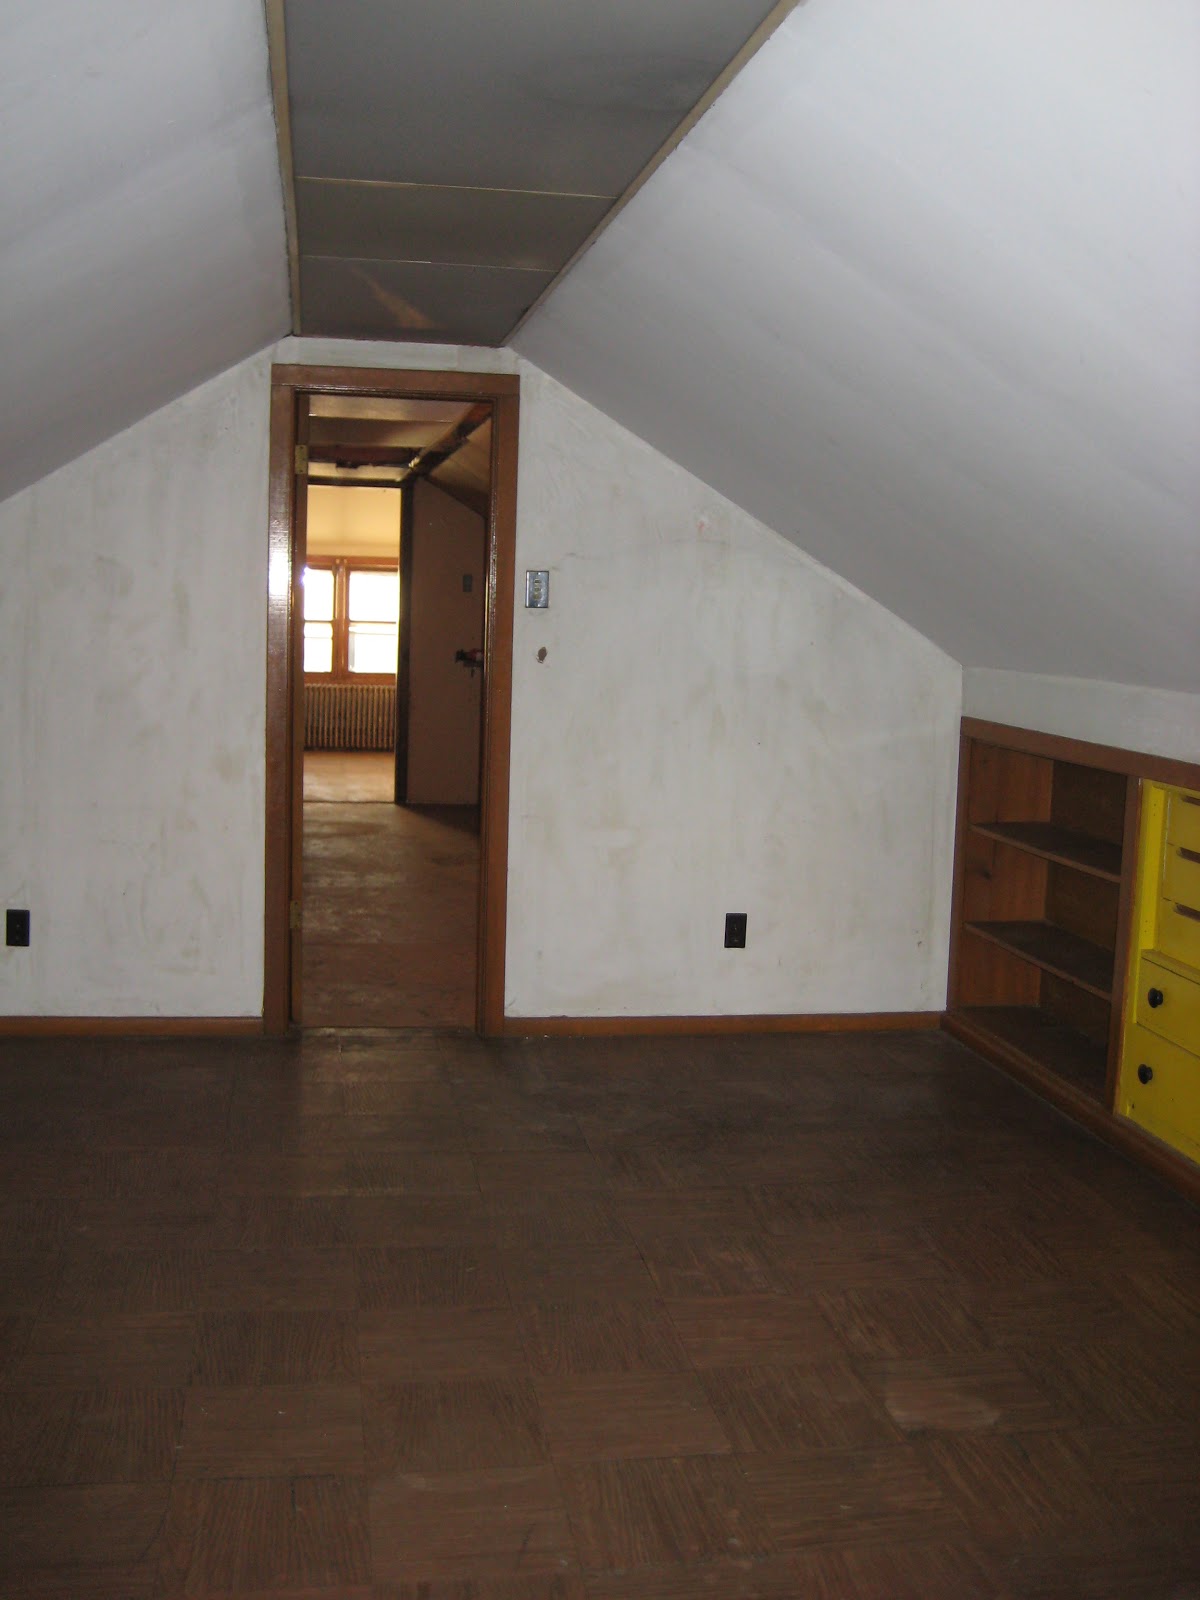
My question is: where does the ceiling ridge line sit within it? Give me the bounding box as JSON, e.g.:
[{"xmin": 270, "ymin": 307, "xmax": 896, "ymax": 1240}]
[
  {"xmin": 297, "ymin": 174, "xmax": 616, "ymax": 203},
  {"xmin": 303, "ymin": 252, "xmax": 554, "ymax": 276}
]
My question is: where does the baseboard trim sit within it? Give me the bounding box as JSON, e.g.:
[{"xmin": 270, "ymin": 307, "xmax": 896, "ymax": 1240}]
[
  {"xmin": 0, "ymin": 1016, "xmax": 264, "ymax": 1038},
  {"xmin": 499, "ymin": 1010, "xmax": 941, "ymax": 1039}
]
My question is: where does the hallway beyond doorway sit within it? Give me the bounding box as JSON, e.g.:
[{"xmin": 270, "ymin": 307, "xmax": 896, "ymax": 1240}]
[{"xmin": 302, "ymin": 755, "xmax": 479, "ymax": 1027}]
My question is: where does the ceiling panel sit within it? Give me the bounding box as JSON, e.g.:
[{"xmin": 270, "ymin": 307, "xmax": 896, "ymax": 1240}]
[
  {"xmin": 284, "ymin": 0, "xmax": 781, "ymax": 194},
  {"xmin": 295, "ymin": 180, "xmax": 613, "ymax": 272},
  {"xmin": 276, "ymin": 0, "xmax": 793, "ymax": 343},
  {"xmin": 300, "ymin": 256, "xmax": 556, "ymax": 346}
]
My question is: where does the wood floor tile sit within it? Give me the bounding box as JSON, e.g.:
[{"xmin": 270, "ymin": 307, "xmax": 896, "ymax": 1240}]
[
  {"xmin": 369, "ymin": 1465, "xmax": 576, "ymax": 1581},
  {"xmin": 50, "ymin": 1249, "xmax": 208, "ymax": 1316},
  {"xmin": 159, "ymin": 1473, "xmax": 370, "ymax": 1593},
  {"xmin": 739, "ymin": 1445, "xmax": 963, "ymax": 1550},
  {"xmin": 0, "ymin": 1315, "xmax": 35, "ymax": 1382},
  {"xmin": 1013, "ymin": 1334, "xmax": 1200, "ymax": 1427},
  {"xmin": 0, "ymin": 1254, "xmax": 59, "ymax": 1316},
  {"xmin": 558, "ymin": 1455, "xmax": 776, "ymax": 1570},
  {"xmin": 591, "ymin": 1142, "xmax": 722, "ymax": 1193},
  {"xmin": 787, "ymin": 1539, "xmax": 1003, "ymax": 1598},
  {"xmin": 214, "ymin": 1194, "xmax": 354, "ymax": 1250},
  {"xmin": 580, "ymin": 1557, "xmax": 821, "ymax": 1598},
  {"xmin": 0, "ymin": 1388, "xmax": 183, "ymax": 1486},
  {"xmin": 365, "ymin": 1376, "xmax": 547, "ymax": 1472},
  {"xmin": 920, "ymin": 1430, "xmax": 1116, "ymax": 1545},
  {"xmin": 817, "ymin": 1285, "xmax": 993, "ymax": 1359},
  {"xmin": 374, "ymin": 1580, "xmax": 586, "ymax": 1600},
  {"xmin": 699, "ymin": 1362, "xmax": 899, "ymax": 1452},
  {"xmin": 502, "ymin": 1244, "xmax": 659, "ymax": 1305},
  {"xmin": 489, "ymin": 1191, "xmax": 631, "ymax": 1250},
  {"xmin": 517, "ymin": 1300, "xmax": 690, "ymax": 1376},
  {"xmin": 349, "ymin": 1194, "xmax": 493, "ymax": 1247},
  {"xmin": 614, "ymin": 1191, "xmax": 759, "ymax": 1241},
  {"xmin": 343, "ymin": 1147, "xmax": 479, "ymax": 1194},
  {"xmin": 537, "ymin": 1372, "xmax": 730, "ymax": 1461},
  {"xmin": 665, "ymin": 1296, "xmax": 844, "ymax": 1367},
  {"xmin": 359, "ymin": 1306, "xmax": 526, "ymax": 1380},
  {"xmin": 0, "ymin": 1482, "xmax": 170, "ymax": 1579},
  {"xmin": 858, "ymin": 1353, "xmax": 1066, "ymax": 1435},
  {"xmin": 357, "ymin": 1245, "xmax": 509, "ymax": 1309},
  {"xmin": 766, "ymin": 1221, "xmax": 946, "ymax": 1292},
  {"xmin": 6, "ymin": 1314, "xmax": 195, "ymax": 1387},
  {"xmin": 0, "ymin": 1198, "xmax": 74, "ymax": 1256},
  {"xmin": 177, "ymin": 1384, "xmax": 363, "ymax": 1477},
  {"xmin": 639, "ymin": 1237, "xmax": 786, "ymax": 1299},
  {"xmin": 194, "ymin": 1245, "xmax": 359, "ymax": 1310},
  {"xmin": 473, "ymin": 1150, "xmax": 612, "ymax": 1193},
  {"xmin": 191, "ymin": 1310, "xmax": 358, "ymax": 1384}
]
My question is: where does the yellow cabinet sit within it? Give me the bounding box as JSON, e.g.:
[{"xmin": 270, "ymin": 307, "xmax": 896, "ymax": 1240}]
[{"xmin": 1118, "ymin": 782, "xmax": 1200, "ymax": 1161}]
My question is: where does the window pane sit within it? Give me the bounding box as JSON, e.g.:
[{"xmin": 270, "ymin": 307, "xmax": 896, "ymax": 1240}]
[
  {"xmin": 348, "ymin": 620, "xmax": 398, "ymax": 675},
  {"xmin": 303, "ymin": 566, "xmax": 334, "ymax": 621},
  {"xmin": 304, "ymin": 621, "xmax": 333, "ymax": 673},
  {"xmin": 349, "ymin": 569, "xmax": 399, "ymax": 622}
]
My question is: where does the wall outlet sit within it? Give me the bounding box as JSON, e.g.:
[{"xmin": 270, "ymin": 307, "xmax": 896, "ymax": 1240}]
[
  {"xmin": 6, "ymin": 909, "xmax": 30, "ymax": 947},
  {"xmin": 724, "ymin": 912, "xmax": 747, "ymax": 949}
]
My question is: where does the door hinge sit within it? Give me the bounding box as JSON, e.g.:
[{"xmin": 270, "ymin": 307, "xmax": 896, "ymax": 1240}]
[
  {"xmin": 289, "ymin": 899, "xmax": 302, "ymax": 931},
  {"xmin": 294, "ymin": 444, "xmax": 308, "ymax": 477}
]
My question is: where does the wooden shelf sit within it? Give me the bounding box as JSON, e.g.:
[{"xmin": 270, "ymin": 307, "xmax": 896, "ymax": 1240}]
[
  {"xmin": 971, "ymin": 821, "xmax": 1122, "ymax": 881},
  {"xmin": 965, "ymin": 919, "xmax": 1114, "ymax": 1000}
]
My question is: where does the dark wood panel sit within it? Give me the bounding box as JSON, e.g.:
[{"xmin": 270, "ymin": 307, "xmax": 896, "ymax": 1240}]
[
  {"xmin": 1046, "ymin": 862, "xmax": 1119, "ymax": 953},
  {"xmin": 947, "ymin": 1005, "xmax": 1108, "ymax": 1100},
  {"xmin": 1051, "ymin": 759, "xmax": 1127, "ymax": 845}
]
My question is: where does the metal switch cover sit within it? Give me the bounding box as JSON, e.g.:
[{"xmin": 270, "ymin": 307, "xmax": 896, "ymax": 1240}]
[{"xmin": 525, "ymin": 570, "xmax": 550, "ymax": 608}]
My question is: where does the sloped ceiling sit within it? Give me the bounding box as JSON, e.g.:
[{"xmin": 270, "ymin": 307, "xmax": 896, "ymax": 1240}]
[
  {"xmin": 0, "ymin": 0, "xmax": 289, "ymax": 502},
  {"xmin": 515, "ymin": 1, "xmax": 1200, "ymax": 691}
]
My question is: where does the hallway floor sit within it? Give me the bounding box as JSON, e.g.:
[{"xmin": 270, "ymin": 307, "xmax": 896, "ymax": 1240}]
[
  {"xmin": 0, "ymin": 1026, "xmax": 1197, "ymax": 1596},
  {"xmin": 302, "ymin": 754, "xmax": 479, "ymax": 1029}
]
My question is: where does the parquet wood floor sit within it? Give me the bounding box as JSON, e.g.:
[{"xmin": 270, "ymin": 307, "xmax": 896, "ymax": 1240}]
[{"xmin": 0, "ymin": 1026, "xmax": 1197, "ymax": 1596}]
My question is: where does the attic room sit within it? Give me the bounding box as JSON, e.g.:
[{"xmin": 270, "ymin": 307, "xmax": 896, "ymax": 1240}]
[{"xmin": 0, "ymin": 0, "xmax": 1197, "ymax": 1593}]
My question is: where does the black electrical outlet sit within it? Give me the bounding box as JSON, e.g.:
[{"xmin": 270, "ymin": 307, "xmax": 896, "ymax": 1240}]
[
  {"xmin": 6, "ymin": 909, "xmax": 30, "ymax": 948},
  {"xmin": 724, "ymin": 912, "xmax": 747, "ymax": 949}
]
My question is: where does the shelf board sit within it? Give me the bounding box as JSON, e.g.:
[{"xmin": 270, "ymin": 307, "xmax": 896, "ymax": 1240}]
[
  {"xmin": 971, "ymin": 821, "xmax": 1122, "ymax": 881},
  {"xmin": 949, "ymin": 1005, "xmax": 1108, "ymax": 1105},
  {"xmin": 965, "ymin": 919, "xmax": 1114, "ymax": 1000}
]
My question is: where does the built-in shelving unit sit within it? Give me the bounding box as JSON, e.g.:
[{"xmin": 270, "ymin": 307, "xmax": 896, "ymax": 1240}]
[{"xmin": 944, "ymin": 719, "xmax": 1200, "ymax": 1199}]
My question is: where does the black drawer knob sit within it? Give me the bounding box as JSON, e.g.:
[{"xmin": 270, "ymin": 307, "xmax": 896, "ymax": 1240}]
[
  {"xmin": 1147, "ymin": 987, "xmax": 1165, "ymax": 1008},
  {"xmin": 1138, "ymin": 1064, "xmax": 1154, "ymax": 1085}
]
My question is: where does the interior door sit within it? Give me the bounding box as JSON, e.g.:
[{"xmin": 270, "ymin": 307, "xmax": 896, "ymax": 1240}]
[{"xmin": 289, "ymin": 395, "xmax": 311, "ymax": 1021}]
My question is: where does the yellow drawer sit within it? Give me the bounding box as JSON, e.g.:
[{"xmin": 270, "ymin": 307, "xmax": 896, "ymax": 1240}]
[
  {"xmin": 1158, "ymin": 856, "xmax": 1200, "ymax": 969},
  {"xmin": 1166, "ymin": 789, "xmax": 1200, "ymax": 855},
  {"xmin": 1135, "ymin": 955, "xmax": 1200, "ymax": 1052},
  {"xmin": 1120, "ymin": 1023, "xmax": 1200, "ymax": 1163}
]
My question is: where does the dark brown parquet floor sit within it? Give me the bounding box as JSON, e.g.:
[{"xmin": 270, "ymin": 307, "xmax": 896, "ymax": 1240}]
[{"xmin": 0, "ymin": 1025, "xmax": 1197, "ymax": 1598}]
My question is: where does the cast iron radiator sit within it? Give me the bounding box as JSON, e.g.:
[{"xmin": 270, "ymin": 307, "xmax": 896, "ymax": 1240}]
[{"xmin": 304, "ymin": 683, "xmax": 396, "ymax": 751}]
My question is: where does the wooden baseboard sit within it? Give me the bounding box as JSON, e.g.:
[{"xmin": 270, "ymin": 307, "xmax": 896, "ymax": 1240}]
[
  {"xmin": 498, "ymin": 1011, "xmax": 941, "ymax": 1039},
  {"xmin": 0, "ymin": 1016, "xmax": 264, "ymax": 1038}
]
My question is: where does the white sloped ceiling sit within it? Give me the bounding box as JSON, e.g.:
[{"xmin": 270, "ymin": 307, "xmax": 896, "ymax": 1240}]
[
  {"xmin": 0, "ymin": 0, "xmax": 289, "ymax": 501},
  {"xmin": 515, "ymin": 0, "xmax": 1200, "ymax": 690}
]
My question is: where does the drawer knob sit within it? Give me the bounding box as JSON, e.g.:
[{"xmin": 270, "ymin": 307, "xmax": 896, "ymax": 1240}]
[
  {"xmin": 1138, "ymin": 1064, "xmax": 1154, "ymax": 1085},
  {"xmin": 1147, "ymin": 987, "xmax": 1165, "ymax": 1008}
]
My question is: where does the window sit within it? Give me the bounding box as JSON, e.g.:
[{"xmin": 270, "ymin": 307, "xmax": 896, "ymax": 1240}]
[{"xmin": 303, "ymin": 561, "xmax": 399, "ymax": 679}]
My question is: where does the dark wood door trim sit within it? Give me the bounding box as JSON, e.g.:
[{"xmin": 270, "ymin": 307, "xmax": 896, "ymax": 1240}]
[
  {"xmin": 263, "ymin": 364, "xmax": 520, "ymax": 1036},
  {"xmin": 393, "ymin": 484, "xmax": 414, "ymax": 806}
]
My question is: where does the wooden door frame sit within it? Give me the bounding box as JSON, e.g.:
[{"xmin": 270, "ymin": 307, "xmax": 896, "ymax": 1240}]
[{"xmin": 264, "ymin": 363, "xmax": 520, "ymax": 1036}]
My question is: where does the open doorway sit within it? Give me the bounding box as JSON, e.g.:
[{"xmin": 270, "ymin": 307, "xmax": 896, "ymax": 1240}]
[
  {"xmin": 299, "ymin": 396, "xmax": 491, "ymax": 1026},
  {"xmin": 263, "ymin": 366, "xmax": 519, "ymax": 1037}
]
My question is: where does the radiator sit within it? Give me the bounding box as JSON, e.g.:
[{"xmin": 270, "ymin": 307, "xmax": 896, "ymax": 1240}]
[{"xmin": 304, "ymin": 683, "xmax": 396, "ymax": 751}]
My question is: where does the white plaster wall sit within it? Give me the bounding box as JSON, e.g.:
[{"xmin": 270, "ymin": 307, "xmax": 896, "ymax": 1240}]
[
  {"xmin": 964, "ymin": 670, "xmax": 1199, "ymax": 765},
  {"xmin": 0, "ymin": 351, "xmax": 273, "ymax": 1016},
  {"xmin": 0, "ymin": 338, "xmax": 962, "ymax": 1020},
  {"xmin": 505, "ymin": 368, "xmax": 961, "ymax": 1018}
]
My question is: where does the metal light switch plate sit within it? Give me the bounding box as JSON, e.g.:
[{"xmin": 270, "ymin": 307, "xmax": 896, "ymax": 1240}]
[{"xmin": 525, "ymin": 570, "xmax": 550, "ymax": 608}]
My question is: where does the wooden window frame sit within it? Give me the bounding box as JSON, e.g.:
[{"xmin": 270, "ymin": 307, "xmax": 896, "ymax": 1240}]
[{"xmin": 302, "ymin": 555, "xmax": 399, "ymax": 686}]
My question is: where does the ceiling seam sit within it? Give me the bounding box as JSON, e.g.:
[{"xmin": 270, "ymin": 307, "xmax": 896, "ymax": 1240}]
[{"xmin": 264, "ymin": 0, "xmax": 303, "ymax": 334}]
